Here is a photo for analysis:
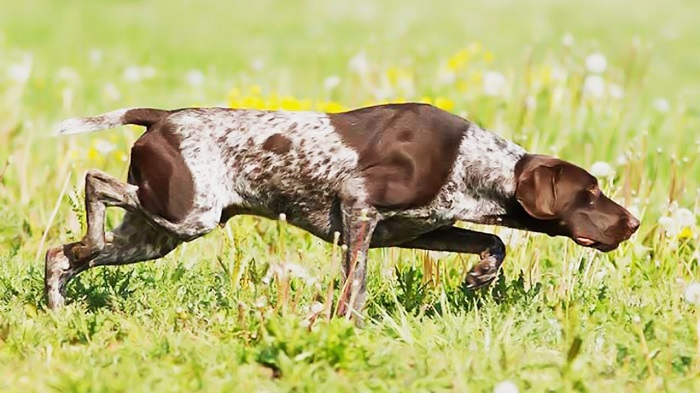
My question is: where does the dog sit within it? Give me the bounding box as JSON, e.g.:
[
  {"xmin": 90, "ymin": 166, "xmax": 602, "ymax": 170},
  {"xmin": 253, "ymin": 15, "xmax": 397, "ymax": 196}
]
[{"xmin": 45, "ymin": 103, "xmax": 640, "ymax": 315}]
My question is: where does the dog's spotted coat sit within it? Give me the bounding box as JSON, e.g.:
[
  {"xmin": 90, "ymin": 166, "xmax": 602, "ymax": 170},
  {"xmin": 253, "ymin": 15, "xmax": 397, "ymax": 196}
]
[{"xmin": 45, "ymin": 103, "xmax": 640, "ymax": 317}]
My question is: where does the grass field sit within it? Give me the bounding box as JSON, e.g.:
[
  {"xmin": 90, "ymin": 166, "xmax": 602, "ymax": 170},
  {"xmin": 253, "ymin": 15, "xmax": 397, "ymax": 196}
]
[{"xmin": 2, "ymin": 0, "xmax": 700, "ymax": 391}]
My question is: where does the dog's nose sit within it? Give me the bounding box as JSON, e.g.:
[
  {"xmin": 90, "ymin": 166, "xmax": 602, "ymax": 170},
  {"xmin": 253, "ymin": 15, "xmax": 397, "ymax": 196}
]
[{"xmin": 627, "ymin": 216, "xmax": 640, "ymax": 233}]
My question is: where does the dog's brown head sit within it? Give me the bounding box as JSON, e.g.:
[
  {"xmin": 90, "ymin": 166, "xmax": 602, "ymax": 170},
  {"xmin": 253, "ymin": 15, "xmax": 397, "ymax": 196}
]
[{"xmin": 514, "ymin": 154, "xmax": 640, "ymax": 252}]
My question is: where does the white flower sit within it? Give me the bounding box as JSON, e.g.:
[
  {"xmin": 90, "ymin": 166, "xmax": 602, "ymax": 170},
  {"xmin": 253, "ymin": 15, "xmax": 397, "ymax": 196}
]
[
  {"xmin": 653, "ymin": 97, "xmax": 670, "ymax": 113},
  {"xmin": 582, "ymin": 75, "xmax": 605, "ymax": 99},
  {"xmin": 185, "ymin": 69, "xmax": 205, "ymax": 87},
  {"xmin": 348, "ymin": 51, "xmax": 369, "ymax": 74},
  {"xmin": 7, "ymin": 60, "xmax": 32, "ymax": 83},
  {"xmin": 141, "ymin": 65, "xmax": 157, "ymax": 78},
  {"xmin": 123, "ymin": 66, "xmax": 143, "ymax": 82},
  {"xmin": 585, "ymin": 52, "xmax": 608, "ymax": 74},
  {"xmin": 494, "ymin": 381, "xmax": 519, "ymax": 393},
  {"xmin": 499, "ymin": 228, "xmax": 525, "ymax": 247},
  {"xmin": 103, "ymin": 83, "xmax": 121, "ymax": 101},
  {"xmin": 254, "ymin": 295, "xmax": 268, "ymax": 308},
  {"xmin": 483, "ymin": 71, "xmax": 507, "ymax": 97},
  {"xmin": 93, "ymin": 139, "xmax": 117, "ymax": 155},
  {"xmin": 285, "ymin": 262, "xmax": 310, "ymax": 280},
  {"xmin": 562, "ymin": 33, "xmax": 575, "ymax": 47},
  {"xmin": 627, "ymin": 205, "xmax": 641, "ymax": 222},
  {"xmin": 323, "ymin": 75, "xmax": 341, "ymax": 91},
  {"xmin": 616, "ymin": 154, "xmax": 628, "ymax": 166},
  {"xmin": 57, "ymin": 67, "xmax": 80, "ymax": 83},
  {"xmin": 310, "ymin": 301, "xmax": 325, "ymax": 314},
  {"xmin": 608, "ymin": 83, "xmax": 625, "ymax": 99},
  {"xmin": 549, "ymin": 66, "xmax": 567, "ymax": 82},
  {"xmin": 685, "ymin": 283, "xmax": 700, "ymax": 305},
  {"xmin": 590, "ymin": 161, "xmax": 615, "ymax": 179},
  {"xmin": 251, "ymin": 58, "xmax": 265, "ymax": 71},
  {"xmin": 122, "ymin": 65, "xmax": 157, "ymax": 82},
  {"xmin": 427, "ymin": 251, "xmax": 449, "ymax": 260},
  {"xmin": 61, "ymin": 88, "xmax": 73, "ymax": 110},
  {"xmin": 437, "ymin": 68, "xmax": 456, "ymax": 85},
  {"xmin": 675, "ymin": 208, "xmax": 696, "ymax": 228},
  {"xmin": 658, "ymin": 207, "xmax": 696, "ymax": 237},
  {"xmin": 594, "ymin": 266, "xmax": 608, "ymax": 281},
  {"xmin": 525, "ymin": 95, "xmax": 537, "ymax": 110},
  {"xmin": 88, "ymin": 49, "xmax": 103, "ymax": 65}
]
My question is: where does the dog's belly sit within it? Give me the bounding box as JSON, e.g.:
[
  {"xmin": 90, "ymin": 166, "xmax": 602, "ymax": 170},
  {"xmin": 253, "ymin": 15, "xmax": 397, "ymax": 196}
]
[{"xmin": 222, "ymin": 199, "xmax": 455, "ymax": 248}]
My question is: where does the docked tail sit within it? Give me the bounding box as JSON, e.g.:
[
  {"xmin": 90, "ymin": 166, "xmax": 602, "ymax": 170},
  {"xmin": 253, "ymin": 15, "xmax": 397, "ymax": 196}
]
[{"xmin": 55, "ymin": 107, "xmax": 171, "ymax": 136}]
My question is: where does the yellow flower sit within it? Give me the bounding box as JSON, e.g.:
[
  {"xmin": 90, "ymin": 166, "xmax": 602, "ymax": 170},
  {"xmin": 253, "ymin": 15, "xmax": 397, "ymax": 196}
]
[
  {"xmin": 456, "ymin": 80, "xmax": 470, "ymax": 93},
  {"xmin": 87, "ymin": 147, "xmax": 100, "ymax": 161},
  {"xmin": 447, "ymin": 49, "xmax": 470, "ymax": 71},
  {"xmin": 298, "ymin": 99, "xmax": 313, "ymax": 111},
  {"xmin": 228, "ymin": 87, "xmax": 241, "ymax": 100},
  {"xmin": 469, "ymin": 70, "xmax": 483, "ymax": 84},
  {"xmin": 241, "ymin": 95, "xmax": 265, "ymax": 110},
  {"xmin": 281, "ymin": 96, "xmax": 302, "ymax": 111},
  {"xmin": 679, "ymin": 227, "xmax": 694, "ymax": 239},
  {"xmin": 468, "ymin": 41, "xmax": 482, "ymax": 54},
  {"xmin": 248, "ymin": 85, "xmax": 262, "ymax": 96},
  {"xmin": 317, "ymin": 101, "xmax": 345, "ymax": 113},
  {"xmin": 434, "ymin": 97, "xmax": 455, "ymax": 111},
  {"xmin": 419, "ymin": 96, "xmax": 433, "ymax": 105}
]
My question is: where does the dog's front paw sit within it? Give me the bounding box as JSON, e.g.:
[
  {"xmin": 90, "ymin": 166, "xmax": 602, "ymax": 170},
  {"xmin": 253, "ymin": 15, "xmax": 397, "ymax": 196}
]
[{"xmin": 465, "ymin": 254, "xmax": 501, "ymax": 290}]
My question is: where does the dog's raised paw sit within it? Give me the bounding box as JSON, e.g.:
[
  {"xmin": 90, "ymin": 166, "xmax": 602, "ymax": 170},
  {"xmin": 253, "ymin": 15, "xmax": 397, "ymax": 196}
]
[{"xmin": 465, "ymin": 255, "xmax": 500, "ymax": 290}]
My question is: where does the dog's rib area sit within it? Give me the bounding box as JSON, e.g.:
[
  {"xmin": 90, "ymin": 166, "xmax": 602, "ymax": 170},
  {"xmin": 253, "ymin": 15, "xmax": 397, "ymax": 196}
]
[{"xmin": 161, "ymin": 108, "xmax": 360, "ymax": 241}]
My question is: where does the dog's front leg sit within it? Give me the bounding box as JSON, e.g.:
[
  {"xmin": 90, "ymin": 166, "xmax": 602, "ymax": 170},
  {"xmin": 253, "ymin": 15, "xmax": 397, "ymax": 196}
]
[
  {"xmin": 397, "ymin": 226, "xmax": 507, "ymax": 289},
  {"xmin": 336, "ymin": 201, "xmax": 379, "ymax": 320}
]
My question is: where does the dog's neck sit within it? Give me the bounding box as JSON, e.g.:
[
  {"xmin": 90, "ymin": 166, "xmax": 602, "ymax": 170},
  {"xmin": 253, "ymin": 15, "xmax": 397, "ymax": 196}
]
[
  {"xmin": 453, "ymin": 123, "xmax": 526, "ymax": 202},
  {"xmin": 446, "ymin": 124, "xmax": 564, "ymax": 236}
]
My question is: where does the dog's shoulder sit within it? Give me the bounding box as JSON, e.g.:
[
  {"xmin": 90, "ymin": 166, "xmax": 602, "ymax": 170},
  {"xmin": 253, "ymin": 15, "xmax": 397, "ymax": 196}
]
[{"xmin": 329, "ymin": 103, "xmax": 470, "ymax": 209}]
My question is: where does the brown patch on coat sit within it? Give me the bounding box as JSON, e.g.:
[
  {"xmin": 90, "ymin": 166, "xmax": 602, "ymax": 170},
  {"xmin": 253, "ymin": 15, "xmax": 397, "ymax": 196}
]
[
  {"xmin": 262, "ymin": 134, "xmax": 292, "ymax": 155},
  {"xmin": 127, "ymin": 121, "xmax": 195, "ymax": 223},
  {"xmin": 329, "ymin": 103, "xmax": 469, "ymax": 209}
]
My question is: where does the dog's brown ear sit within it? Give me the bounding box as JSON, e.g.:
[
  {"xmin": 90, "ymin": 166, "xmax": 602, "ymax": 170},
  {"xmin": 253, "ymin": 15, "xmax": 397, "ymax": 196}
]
[{"xmin": 515, "ymin": 164, "xmax": 560, "ymax": 219}]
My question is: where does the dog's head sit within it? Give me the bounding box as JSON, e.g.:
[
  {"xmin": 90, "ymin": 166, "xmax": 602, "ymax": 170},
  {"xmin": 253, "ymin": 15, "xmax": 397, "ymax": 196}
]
[{"xmin": 514, "ymin": 154, "xmax": 640, "ymax": 252}]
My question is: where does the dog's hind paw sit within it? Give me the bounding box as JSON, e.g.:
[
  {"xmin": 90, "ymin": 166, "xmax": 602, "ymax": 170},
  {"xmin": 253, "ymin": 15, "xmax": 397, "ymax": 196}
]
[{"xmin": 44, "ymin": 245, "xmax": 73, "ymax": 310}]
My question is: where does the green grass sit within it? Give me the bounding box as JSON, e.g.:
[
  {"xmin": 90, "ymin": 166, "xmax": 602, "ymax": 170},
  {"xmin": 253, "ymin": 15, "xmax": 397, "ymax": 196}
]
[{"xmin": 2, "ymin": 0, "xmax": 700, "ymax": 391}]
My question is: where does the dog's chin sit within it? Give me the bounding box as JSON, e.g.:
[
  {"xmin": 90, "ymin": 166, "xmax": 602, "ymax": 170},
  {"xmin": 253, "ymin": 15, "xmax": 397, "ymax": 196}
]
[{"xmin": 574, "ymin": 237, "xmax": 618, "ymax": 252}]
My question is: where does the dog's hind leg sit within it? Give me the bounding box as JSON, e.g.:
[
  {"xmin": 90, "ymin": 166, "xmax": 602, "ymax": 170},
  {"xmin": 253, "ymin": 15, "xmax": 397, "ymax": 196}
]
[
  {"xmin": 45, "ymin": 212, "xmax": 181, "ymax": 310},
  {"xmin": 70, "ymin": 169, "xmax": 143, "ymax": 261},
  {"xmin": 45, "ymin": 169, "xmax": 217, "ymax": 310}
]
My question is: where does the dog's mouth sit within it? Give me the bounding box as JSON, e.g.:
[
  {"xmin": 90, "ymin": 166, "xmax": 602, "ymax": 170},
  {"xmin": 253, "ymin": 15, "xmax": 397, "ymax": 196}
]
[{"xmin": 575, "ymin": 236, "xmax": 617, "ymax": 252}]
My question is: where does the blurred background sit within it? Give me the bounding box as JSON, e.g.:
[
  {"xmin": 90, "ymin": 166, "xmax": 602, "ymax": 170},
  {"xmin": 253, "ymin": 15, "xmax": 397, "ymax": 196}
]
[{"xmin": 2, "ymin": 1, "xmax": 700, "ymax": 391}]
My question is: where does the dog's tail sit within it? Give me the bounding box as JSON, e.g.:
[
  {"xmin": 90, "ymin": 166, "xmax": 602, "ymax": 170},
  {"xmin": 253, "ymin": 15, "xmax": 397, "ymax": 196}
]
[{"xmin": 55, "ymin": 108, "xmax": 171, "ymax": 136}]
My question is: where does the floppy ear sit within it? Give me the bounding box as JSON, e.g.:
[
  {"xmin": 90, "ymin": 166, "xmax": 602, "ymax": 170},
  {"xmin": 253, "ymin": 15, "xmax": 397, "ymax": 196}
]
[{"xmin": 515, "ymin": 165, "xmax": 560, "ymax": 219}]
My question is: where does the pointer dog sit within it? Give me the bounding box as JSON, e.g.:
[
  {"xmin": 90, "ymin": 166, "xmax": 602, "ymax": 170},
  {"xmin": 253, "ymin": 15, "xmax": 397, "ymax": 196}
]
[{"xmin": 45, "ymin": 103, "xmax": 640, "ymax": 315}]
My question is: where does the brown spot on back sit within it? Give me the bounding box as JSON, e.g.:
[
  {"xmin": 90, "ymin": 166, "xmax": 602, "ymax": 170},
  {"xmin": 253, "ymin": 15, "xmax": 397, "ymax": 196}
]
[
  {"xmin": 328, "ymin": 103, "xmax": 468, "ymax": 209},
  {"xmin": 262, "ymin": 134, "xmax": 292, "ymax": 154},
  {"xmin": 128, "ymin": 122, "xmax": 195, "ymax": 223}
]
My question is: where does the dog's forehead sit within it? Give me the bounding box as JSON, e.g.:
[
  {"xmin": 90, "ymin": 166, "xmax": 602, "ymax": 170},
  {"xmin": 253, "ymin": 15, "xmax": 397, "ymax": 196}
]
[{"xmin": 558, "ymin": 161, "xmax": 598, "ymax": 187}]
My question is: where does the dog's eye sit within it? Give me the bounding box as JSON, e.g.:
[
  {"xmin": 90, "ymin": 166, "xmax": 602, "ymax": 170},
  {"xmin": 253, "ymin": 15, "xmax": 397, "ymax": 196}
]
[{"xmin": 589, "ymin": 185, "xmax": 601, "ymax": 197}]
